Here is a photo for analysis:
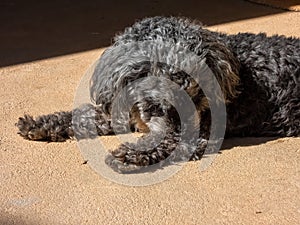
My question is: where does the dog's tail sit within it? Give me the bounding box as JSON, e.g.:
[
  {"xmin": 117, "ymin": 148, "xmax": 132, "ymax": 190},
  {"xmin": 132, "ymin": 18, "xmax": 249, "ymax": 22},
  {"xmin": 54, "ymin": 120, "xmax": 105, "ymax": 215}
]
[{"xmin": 16, "ymin": 103, "xmax": 113, "ymax": 142}]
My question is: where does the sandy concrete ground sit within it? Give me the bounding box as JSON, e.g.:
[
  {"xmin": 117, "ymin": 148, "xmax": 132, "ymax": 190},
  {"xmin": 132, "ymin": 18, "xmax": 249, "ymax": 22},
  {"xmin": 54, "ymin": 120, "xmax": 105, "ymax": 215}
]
[{"xmin": 1, "ymin": 4, "xmax": 300, "ymax": 225}]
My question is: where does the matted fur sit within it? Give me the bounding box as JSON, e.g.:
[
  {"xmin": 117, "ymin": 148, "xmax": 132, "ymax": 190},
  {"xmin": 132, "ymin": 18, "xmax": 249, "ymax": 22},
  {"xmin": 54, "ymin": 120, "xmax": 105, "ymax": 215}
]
[{"xmin": 17, "ymin": 16, "xmax": 300, "ymax": 173}]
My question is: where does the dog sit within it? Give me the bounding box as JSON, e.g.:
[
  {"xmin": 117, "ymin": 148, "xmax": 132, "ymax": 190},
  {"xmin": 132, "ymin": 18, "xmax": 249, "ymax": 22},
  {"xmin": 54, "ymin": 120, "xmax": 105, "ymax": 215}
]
[{"xmin": 17, "ymin": 16, "xmax": 300, "ymax": 173}]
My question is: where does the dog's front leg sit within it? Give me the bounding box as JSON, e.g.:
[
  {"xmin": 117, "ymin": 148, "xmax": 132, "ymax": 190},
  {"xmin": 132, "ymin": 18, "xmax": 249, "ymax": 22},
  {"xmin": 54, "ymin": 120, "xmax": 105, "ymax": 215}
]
[
  {"xmin": 105, "ymin": 125, "xmax": 181, "ymax": 173},
  {"xmin": 105, "ymin": 114, "xmax": 209, "ymax": 173},
  {"xmin": 17, "ymin": 103, "xmax": 113, "ymax": 142}
]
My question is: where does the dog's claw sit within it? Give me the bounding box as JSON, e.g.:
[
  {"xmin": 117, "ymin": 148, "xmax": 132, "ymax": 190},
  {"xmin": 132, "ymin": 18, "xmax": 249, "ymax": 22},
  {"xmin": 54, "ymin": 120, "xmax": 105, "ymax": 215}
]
[{"xmin": 28, "ymin": 129, "xmax": 47, "ymax": 140}]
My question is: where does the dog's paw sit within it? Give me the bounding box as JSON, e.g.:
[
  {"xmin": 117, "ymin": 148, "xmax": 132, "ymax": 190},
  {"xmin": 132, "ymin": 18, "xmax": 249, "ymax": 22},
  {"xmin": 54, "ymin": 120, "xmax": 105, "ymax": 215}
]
[
  {"xmin": 16, "ymin": 115, "xmax": 46, "ymax": 141},
  {"xmin": 105, "ymin": 154, "xmax": 142, "ymax": 173},
  {"xmin": 189, "ymin": 138, "xmax": 208, "ymax": 161}
]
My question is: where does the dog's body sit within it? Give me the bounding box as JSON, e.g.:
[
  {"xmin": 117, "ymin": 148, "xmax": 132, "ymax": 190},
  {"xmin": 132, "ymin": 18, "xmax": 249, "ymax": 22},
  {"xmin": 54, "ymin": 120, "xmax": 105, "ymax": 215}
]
[{"xmin": 17, "ymin": 17, "xmax": 300, "ymax": 172}]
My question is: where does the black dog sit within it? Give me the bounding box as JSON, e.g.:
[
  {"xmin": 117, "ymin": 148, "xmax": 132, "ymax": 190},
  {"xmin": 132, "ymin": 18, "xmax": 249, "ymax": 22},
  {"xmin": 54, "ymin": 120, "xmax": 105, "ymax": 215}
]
[{"xmin": 17, "ymin": 17, "xmax": 300, "ymax": 173}]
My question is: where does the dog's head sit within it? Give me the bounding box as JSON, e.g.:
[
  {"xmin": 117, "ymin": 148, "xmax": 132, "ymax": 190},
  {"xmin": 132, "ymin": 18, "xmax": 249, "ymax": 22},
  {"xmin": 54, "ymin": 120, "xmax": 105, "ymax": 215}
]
[{"xmin": 90, "ymin": 17, "xmax": 240, "ymax": 120}]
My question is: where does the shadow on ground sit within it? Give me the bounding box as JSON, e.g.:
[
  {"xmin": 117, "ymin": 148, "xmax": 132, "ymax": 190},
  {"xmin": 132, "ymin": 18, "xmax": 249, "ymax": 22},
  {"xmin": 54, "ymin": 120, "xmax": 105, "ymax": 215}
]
[
  {"xmin": 221, "ymin": 137, "xmax": 278, "ymax": 150},
  {"xmin": 0, "ymin": 0, "xmax": 284, "ymax": 67}
]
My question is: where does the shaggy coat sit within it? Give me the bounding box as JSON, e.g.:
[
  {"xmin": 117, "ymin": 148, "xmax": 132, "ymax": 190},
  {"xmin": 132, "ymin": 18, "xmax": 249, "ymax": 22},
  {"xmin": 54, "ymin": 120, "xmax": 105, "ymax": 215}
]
[{"xmin": 17, "ymin": 17, "xmax": 300, "ymax": 173}]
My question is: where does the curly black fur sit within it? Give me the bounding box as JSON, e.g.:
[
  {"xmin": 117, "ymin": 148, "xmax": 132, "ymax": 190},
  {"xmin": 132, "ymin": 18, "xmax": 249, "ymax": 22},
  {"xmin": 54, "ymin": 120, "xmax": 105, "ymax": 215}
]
[{"xmin": 17, "ymin": 16, "xmax": 300, "ymax": 173}]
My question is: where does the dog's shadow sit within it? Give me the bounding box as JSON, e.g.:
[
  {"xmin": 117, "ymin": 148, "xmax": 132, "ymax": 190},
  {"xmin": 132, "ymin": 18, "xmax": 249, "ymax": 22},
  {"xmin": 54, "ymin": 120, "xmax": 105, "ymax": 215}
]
[{"xmin": 220, "ymin": 137, "xmax": 278, "ymax": 151}]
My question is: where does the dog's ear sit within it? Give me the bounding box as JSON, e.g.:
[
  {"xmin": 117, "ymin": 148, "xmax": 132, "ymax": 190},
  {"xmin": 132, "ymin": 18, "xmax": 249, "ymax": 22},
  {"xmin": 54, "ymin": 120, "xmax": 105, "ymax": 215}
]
[{"xmin": 204, "ymin": 42, "xmax": 240, "ymax": 102}]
